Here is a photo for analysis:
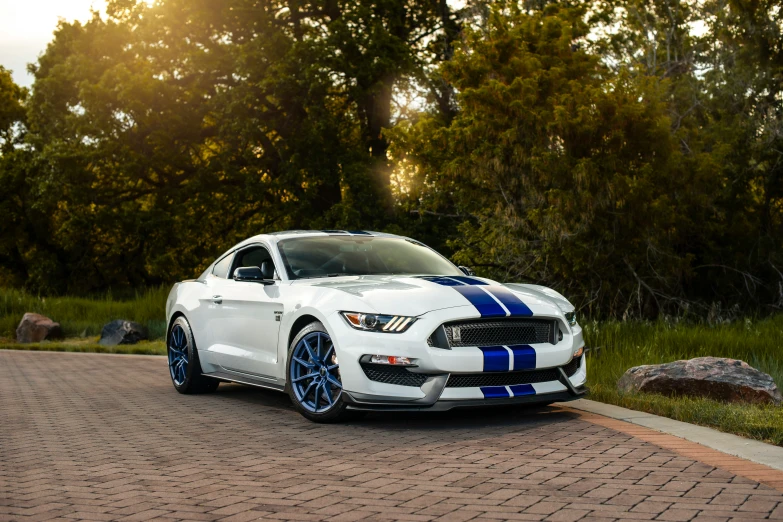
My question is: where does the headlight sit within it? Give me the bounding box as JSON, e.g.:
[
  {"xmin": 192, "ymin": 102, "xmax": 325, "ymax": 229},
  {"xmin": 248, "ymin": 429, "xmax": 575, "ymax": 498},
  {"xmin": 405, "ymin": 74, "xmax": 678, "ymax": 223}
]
[
  {"xmin": 341, "ymin": 312, "xmax": 417, "ymax": 333},
  {"xmin": 564, "ymin": 311, "xmax": 577, "ymax": 326}
]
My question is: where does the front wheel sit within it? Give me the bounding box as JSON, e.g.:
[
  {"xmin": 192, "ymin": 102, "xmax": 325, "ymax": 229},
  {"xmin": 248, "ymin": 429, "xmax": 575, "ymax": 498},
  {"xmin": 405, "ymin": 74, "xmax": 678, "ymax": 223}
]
[
  {"xmin": 286, "ymin": 322, "xmax": 350, "ymax": 422},
  {"xmin": 167, "ymin": 316, "xmax": 219, "ymax": 394}
]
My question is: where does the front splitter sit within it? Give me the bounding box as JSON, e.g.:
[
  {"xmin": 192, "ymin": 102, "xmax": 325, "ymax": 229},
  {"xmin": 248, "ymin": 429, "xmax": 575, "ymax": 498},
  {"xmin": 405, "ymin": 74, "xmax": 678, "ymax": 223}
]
[{"xmin": 343, "ymin": 386, "xmax": 587, "ymax": 412}]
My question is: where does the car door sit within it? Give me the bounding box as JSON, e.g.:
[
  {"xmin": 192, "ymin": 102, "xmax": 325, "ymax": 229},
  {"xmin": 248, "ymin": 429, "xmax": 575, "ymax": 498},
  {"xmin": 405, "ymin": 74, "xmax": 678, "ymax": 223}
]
[{"xmin": 209, "ymin": 244, "xmax": 283, "ymax": 381}]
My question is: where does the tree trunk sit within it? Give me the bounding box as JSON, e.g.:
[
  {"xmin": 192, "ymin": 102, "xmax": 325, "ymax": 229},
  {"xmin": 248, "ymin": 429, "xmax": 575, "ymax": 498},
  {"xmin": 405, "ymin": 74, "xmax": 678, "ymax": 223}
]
[{"xmin": 362, "ymin": 74, "xmax": 395, "ymax": 217}]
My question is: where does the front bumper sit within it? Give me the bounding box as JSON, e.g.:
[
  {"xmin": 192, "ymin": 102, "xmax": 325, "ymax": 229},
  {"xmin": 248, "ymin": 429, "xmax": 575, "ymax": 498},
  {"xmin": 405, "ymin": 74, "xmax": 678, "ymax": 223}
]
[{"xmin": 324, "ymin": 306, "xmax": 587, "ymax": 411}]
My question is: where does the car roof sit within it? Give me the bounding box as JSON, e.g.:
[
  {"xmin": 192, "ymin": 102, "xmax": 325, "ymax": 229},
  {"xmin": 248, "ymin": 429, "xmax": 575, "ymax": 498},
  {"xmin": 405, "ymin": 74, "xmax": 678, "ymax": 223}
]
[{"xmin": 239, "ymin": 230, "xmax": 406, "ymax": 247}]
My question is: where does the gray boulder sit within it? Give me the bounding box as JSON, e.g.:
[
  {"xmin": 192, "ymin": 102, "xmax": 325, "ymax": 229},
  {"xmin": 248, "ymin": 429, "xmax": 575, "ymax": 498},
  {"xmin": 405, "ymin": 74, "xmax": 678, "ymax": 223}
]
[
  {"xmin": 99, "ymin": 320, "xmax": 149, "ymax": 346},
  {"xmin": 618, "ymin": 356, "xmax": 782, "ymax": 405},
  {"xmin": 16, "ymin": 313, "xmax": 65, "ymax": 343}
]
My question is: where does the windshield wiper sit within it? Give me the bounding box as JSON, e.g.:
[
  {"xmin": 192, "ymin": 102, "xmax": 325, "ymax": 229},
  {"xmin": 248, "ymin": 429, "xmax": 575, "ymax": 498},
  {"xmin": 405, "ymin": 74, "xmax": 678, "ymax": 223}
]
[{"xmin": 297, "ymin": 273, "xmax": 374, "ymax": 279}]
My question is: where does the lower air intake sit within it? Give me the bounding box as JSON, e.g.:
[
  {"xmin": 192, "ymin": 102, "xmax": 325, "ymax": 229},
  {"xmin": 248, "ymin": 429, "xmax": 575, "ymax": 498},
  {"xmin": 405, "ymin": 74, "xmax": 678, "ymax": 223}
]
[{"xmin": 360, "ymin": 364, "xmax": 430, "ymax": 387}]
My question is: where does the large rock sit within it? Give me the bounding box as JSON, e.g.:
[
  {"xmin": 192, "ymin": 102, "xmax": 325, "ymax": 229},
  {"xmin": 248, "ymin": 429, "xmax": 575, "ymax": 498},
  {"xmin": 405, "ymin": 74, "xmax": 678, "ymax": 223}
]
[
  {"xmin": 618, "ymin": 357, "xmax": 782, "ymax": 405},
  {"xmin": 16, "ymin": 313, "xmax": 64, "ymax": 343},
  {"xmin": 99, "ymin": 320, "xmax": 149, "ymax": 346}
]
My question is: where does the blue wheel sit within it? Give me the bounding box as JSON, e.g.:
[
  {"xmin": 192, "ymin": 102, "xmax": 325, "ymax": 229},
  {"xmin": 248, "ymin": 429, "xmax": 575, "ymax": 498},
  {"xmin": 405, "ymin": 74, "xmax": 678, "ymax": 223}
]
[
  {"xmin": 287, "ymin": 322, "xmax": 350, "ymax": 422},
  {"xmin": 167, "ymin": 316, "xmax": 219, "ymax": 394},
  {"xmin": 168, "ymin": 324, "xmax": 189, "ymax": 386}
]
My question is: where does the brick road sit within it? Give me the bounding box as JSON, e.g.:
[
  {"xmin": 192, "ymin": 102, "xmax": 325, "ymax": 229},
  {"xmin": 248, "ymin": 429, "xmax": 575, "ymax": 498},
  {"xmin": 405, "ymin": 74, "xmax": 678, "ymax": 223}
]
[{"xmin": 1, "ymin": 350, "xmax": 782, "ymax": 522}]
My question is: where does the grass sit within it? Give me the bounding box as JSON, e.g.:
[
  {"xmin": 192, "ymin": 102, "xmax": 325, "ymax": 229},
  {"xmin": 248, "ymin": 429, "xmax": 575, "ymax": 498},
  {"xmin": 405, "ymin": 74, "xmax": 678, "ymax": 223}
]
[
  {"xmin": 1, "ymin": 286, "xmax": 782, "ymax": 444},
  {"xmin": 584, "ymin": 316, "xmax": 783, "ymax": 446},
  {"xmin": 0, "ymin": 286, "xmax": 169, "ymax": 340}
]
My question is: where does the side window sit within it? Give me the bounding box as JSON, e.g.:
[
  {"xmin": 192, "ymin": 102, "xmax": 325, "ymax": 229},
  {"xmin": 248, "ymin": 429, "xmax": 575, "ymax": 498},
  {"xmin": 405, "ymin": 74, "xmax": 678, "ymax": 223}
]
[
  {"xmin": 231, "ymin": 246, "xmax": 275, "ymax": 278},
  {"xmin": 212, "ymin": 255, "xmax": 233, "ymax": 279}
]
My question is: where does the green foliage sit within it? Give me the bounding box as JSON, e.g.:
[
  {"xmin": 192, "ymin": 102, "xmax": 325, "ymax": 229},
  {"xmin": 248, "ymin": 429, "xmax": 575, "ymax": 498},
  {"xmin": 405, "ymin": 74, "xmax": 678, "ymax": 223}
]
[
  {"xmin": 0, "ymin": 286, "xmax": 169, "ymax": 339},
  {"xmin": 584, "ymin": 316, "xmax": 783, "ymax": 388},
  {"xmin": 0, "ymin": 66, "xmax": 27, "ymax": 151},
  {"xmin": 585, "ymin": 315, "xmax": 783, "ymax": 445},
  {"xmin": 394, "ymin": 2, "xmax": 783, "ymax": 317}
]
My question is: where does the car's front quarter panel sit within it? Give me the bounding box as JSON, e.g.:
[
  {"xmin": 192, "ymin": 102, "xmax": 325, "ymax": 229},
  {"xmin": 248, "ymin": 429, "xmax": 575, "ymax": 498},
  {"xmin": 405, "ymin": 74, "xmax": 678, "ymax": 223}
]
[{"xmin": 274, "ymin": 282, "xmax": 391, "ymax": 380}]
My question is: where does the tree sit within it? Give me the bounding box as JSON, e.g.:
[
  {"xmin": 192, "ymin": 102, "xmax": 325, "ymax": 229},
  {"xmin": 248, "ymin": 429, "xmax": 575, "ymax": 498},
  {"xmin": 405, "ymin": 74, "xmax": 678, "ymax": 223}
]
[
  {"xmin": 15, "ymin": 0, "xmax": 461, "ymax": 293},
  {"xmin": 0, "ymin": 67, "xmax": 58, "ymax": 290},
  {"xmin": 0, "ymin": 66, "xmax": 26, "ymax": 152},
  {"xmin": 394, "ymin": 3, "xmax": 730, "ymax": 317}
]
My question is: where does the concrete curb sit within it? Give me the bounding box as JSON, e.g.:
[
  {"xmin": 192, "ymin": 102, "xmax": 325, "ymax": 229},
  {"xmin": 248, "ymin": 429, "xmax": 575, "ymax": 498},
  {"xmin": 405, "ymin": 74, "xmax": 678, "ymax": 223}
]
[{"xmin": 558, "ymin": 398, "xmax": 783, "ymax": 472}]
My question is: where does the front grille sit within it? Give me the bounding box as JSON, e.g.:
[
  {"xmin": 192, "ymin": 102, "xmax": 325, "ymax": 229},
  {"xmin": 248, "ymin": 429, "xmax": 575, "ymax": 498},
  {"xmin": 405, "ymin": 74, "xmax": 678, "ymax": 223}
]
[
  {"xmin": 360, "ymin": 364, "xmax": 430, "ymax": 387},
  {"xmin": 446, "ymin": 356, "xmax": 581, "ymax": 388},
  {"xmin": 434, "ymin": 319, "xmax": 554, "ymax": 348}
]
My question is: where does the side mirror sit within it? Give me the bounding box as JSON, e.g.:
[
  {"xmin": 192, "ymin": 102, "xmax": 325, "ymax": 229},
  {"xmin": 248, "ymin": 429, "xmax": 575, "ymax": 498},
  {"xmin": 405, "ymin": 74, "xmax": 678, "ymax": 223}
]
[
  {"xmin": 234, "ymin": 266, "xmax": 274, "ymax": 285},
  {"xmin": 260, "ymin": 260, "xmax": 275, "ymax": 280},
  {"xmin": 459, "ymin": 266, "xmax": 476, "ymax": 276}
]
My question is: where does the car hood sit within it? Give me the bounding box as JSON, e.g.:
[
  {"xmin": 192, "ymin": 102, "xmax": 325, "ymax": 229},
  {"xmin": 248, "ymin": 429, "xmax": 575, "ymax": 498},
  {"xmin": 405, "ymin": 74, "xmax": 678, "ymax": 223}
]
[{"xmin": 301, "ymin": 275, "xmax": 566, "ymax": 317}]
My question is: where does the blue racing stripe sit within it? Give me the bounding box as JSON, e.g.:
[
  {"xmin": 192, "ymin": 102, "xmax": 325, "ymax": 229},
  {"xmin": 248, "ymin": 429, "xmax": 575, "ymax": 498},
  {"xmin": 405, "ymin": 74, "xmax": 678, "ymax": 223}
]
[
  {"xmin": 479, "ymin": 346, "xmax": 509, "ymax": 372},
  {"xmin": 418, "ymin": 275, "xmax": 533, "ymax": 318},
  {"xmin": 447, "ymin": 276, "xmax": 488, "ymax": 285},
  {"xmin": 509, "ymin": 344, "xmax": 536, "ymax": 370},
  {"xmin": 453, "ymin": 286, "xmax": 506, "ymax": 317},
  {"xmin": 480, "ymin": 386, "xmax": 510, "ymax": 398},
  {"xmin": 508, "ymin": 384, "xmax": 535, "ymax": 396},
  {"xmin": 419, "ymin": 275, "xmax": 465, "ymax": 287},
  {"xmin": 486, "ymin": 286, "xmax": 533, "ymax": 316}
]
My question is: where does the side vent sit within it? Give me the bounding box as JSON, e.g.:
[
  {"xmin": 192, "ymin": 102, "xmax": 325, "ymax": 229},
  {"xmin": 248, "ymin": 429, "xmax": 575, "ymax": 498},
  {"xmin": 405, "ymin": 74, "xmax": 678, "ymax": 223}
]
[{"xmin": 427, "ymin": 325, "xmax": 451, "ymax": 349}]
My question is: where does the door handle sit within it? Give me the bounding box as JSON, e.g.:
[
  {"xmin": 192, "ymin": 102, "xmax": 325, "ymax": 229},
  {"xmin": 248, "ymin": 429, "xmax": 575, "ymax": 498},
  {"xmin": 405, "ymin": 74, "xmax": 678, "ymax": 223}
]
[{"xmin": 212, "ymin": 295, "xmax": 222, "ymax": 305}]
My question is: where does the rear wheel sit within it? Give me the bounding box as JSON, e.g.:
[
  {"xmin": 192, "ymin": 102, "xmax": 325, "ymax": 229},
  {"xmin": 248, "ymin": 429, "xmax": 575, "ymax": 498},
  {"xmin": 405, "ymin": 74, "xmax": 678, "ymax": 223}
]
[
  {"xmin": 286, "ymin": 322, "xmax": 350, "ymax": 422},
  {"xmin": 167, "ymin": 316, "xmax": 219, "ymax": 394}
]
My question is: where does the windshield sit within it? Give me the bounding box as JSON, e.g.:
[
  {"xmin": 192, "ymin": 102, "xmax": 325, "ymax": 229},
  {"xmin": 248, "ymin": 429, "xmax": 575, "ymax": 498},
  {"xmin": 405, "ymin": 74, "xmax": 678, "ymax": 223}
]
[{"xmin": 277, "ymin": 236, "xmax": 463, "ymax": 280}]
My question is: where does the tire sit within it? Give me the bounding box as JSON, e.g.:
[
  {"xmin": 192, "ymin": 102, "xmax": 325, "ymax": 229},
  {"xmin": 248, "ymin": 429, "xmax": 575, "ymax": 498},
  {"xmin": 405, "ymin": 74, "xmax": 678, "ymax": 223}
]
[
  {"xmin": 286, "ymin": 321, "xmax": 350, "ymax": 423},
  {"xmin": 167, "ymin": 315, "xmax": 219, "ymax": 394}
]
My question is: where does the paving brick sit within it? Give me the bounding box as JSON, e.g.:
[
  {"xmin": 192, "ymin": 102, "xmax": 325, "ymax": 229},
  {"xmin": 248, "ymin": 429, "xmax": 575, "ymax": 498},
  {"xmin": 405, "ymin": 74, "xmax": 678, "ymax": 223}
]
[
  {"xmin": 544, "ymin": 508, "xmax": 590, "ymax": 521},
  {"xmin": 710, "ymin": 493, "xmax": 750, "ymax": 505},
  {"xmin": 737, "ymin": 498, "xmax": 779, "ymax": 512},
  {"xmin": 655, "ymin": 508, "xmax": 700, "ymax": 521},
  {"xmin": 2, "ymin": 351, "xmax": 783, "ymax": 522},
  {"xmin": 524, "ymin": 502, "xmax": 568, "ymax": 515}
]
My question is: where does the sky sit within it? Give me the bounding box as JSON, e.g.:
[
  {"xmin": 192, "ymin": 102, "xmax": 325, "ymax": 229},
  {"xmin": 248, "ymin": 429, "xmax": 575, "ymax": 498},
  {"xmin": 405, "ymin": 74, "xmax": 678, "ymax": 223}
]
[{"xmin": 0, "ymin": 0, "xmax": 107, "ymax": 87}]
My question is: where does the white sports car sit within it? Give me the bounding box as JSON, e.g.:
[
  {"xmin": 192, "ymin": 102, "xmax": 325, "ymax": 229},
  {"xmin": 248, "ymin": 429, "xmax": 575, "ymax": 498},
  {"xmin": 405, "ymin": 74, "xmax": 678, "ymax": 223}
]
[{"xmin": 165, "ymin": 230, "xmax": 587, "ymax": 422}]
